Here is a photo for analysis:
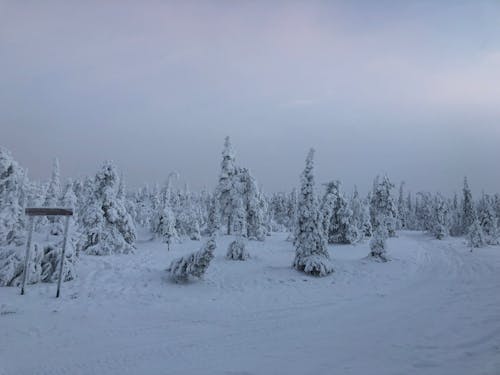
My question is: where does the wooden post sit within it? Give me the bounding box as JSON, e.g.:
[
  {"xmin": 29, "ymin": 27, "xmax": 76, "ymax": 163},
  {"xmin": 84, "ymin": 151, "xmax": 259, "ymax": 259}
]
[
  {"xmin": 20, "ymin": 216, "xmax": 35, "ymax": 295},
  {"xmin": 22, "ymin": 208, "xmax": 73, "ymax": 297},
  {"xmin": 56, "ymin": 216, "xmax": 71, "ymax": 298}
]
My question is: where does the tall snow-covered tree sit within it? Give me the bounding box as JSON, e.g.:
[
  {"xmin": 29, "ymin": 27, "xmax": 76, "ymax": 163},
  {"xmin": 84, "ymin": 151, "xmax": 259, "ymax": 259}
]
[
  {"xmin": 293, "ymin": 149, "xmax": 333, "ymax": 276},
  {"xmin": 370, "ymin": 175, "xmax": 397, "ymax": 237},
  {"xmin": 215, "ymin": 136, "xmax": 239, "ymax": 235},
  {"xmin": 78, "ymin": 161, "xmax": 136, "ymax": 255}
]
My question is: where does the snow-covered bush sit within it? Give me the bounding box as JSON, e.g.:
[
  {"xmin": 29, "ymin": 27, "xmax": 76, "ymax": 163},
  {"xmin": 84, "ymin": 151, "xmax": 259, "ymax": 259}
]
[
  {"xmin": 293, "ymin": 149, "xmax": 333, "ymax": 277},
  {"xmin": 0, "ymin": 238, "xmax": 77, "ymax": 287},
  {"xmin": 226, "ymin": 237, "xmax": 249, "ymax": 260},
  {"xmin": 167, "ymin": 238, "xmax": 216, "ymax": 282}
]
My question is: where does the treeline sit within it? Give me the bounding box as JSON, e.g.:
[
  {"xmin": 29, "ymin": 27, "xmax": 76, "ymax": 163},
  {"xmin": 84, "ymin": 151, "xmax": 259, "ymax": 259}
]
[{"xmin": 0, "ymin": 138, "xmax": 498, "ymax": 284}]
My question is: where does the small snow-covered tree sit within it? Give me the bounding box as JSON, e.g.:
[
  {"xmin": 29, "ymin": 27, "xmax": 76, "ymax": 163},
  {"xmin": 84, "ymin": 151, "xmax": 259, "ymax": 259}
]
[
  {"xmin": 240, "ymin": 168, "xmax": 267, "ymax": 240},
  {"xmin": 370, "ymin": 175, "xmax": 397, "ymax": 237},
  {"xmin": 369, "ymin": 216, "xmax": 388, "ymax": 262},
  {"xmin": 468, "ymin": 216, "xmax": 485, "ymax": 249},
  {"xmin": 226, "ymin": 236, "xmax": 249, "ymax": 260},
  {"xmin": 431, "ymin": 194, "xmax": 450, "ymax": 240},
  {"xmin": 78, "ymin": 161, "xmax": 136, "ymax": 255},
  {"xmin": 155, "ymin": 191, "xmax": 178, "ymax": 251},
  {"xmin": 167, "ymin": 238, "xmax": 216, "ymax": 282},
  {"xmin": 293, "ymin": 149, "xmax": 333, "ymax": 277}
]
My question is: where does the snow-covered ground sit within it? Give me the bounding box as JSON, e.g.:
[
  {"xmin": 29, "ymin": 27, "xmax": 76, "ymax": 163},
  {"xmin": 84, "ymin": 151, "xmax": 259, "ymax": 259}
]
[{"xmin": 1, "ymin": 231, "xmax": 499, "ymax": 375}]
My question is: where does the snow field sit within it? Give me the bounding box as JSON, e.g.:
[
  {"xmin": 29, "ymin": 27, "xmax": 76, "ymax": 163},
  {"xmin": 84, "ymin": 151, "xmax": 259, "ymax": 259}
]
[{"xmin": 1, "ymin": 231, "xmax": 499, "ymax": 375}]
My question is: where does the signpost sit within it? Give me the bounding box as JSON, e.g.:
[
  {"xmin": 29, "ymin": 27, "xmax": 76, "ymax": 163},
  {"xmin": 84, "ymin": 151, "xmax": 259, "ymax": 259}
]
[{"xmin": 21, "ymin": 208, "xmax": 73, "ymax": 298}]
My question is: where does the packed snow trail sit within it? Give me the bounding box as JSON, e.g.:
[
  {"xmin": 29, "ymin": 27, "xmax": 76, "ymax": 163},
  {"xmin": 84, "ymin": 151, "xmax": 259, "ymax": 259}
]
[{"xmin": 1, "ymin": 231, "xmax": 499, "ymax": 375}]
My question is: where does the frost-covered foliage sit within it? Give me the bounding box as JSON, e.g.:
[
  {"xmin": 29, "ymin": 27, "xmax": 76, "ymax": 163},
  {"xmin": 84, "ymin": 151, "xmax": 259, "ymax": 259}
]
[
  {"xmin": 226, "ymin": 237, "xmax": 249, "ymax": 260},
  {"xmin": 370, "ymin": 175, "xmax": 397, "ymax": 237},
  {"xmin": 321, "ymin": 180, "xmax": 358, "ymax": 244},
  {"xmin": 350, "ymin": 186, "xmax": 371, "ymax": 239},
  {"xmin": 205, "ymin": 195, "xmax": 220, "ymax": 236},
  {"xmin": 216, "ymin": 137, "xmax": 239, "ymax": 235},
  {"xmin": 397, "ymin": 182, "xmax": 408, "ymax": 230},
  {"xmin": 214, "ymin": 137, "xmax": 267, "ymax": 240},
  {"xmin": 175, "ymin": 186, "xmax": 202, "ymax": 241},
  {"xmin": 461, "ymin": 177, "xmax": 475, "ymax": 235},
  {"xmin": 0, "ymin": 236, "xmax": 77, "ymax": 287},
  {"xmin": 431, "ymin": 194, "xmax": 450, "ymax": 240},
  {"xmin": 293, "ymin": 149, "xmax": 333, "ymax": 277},
  {"xmin": 0, "ymin": 148, "xmax": 26, "ymax": 247},
  {"xmin": 239, "ymin": 168, "xmax": 267, "ymax": 240},
  {"xmin": 369, "ymin": 217, "xmax": 388, "ymax": 262},
  {"xmin": 449, "ymin": 193, "xmax": 462, "ymax": 237},
  {"xmin": 477, "ymin": 193, "xmax": 499, "ymax": 245},
  {"xmin": 167, "ymin": 238, "xmax": 216, "ymax": 282},
  {"xmin": 468, "ymin": 216, "xmax": 486, "ymax": 249},
  {"xmin": 78, "ymin": 161, "xmax": 136, "ymax": 255},
  {"xmin": 152, "ymin": 184, "xmax": 178, "ymax": 250}
]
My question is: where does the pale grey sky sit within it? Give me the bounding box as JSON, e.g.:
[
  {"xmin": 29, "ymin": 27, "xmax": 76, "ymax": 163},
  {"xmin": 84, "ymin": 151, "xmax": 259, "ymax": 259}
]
[{"xmin": 1, "ymin": 1, "xmax": 499, "ymax": 194}]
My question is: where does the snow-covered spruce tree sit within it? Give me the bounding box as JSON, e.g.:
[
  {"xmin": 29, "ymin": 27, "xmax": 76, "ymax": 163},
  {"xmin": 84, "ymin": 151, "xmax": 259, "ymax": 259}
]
[
  {"xmin": 226, "ymin": 236, "xmax": 250, "ymax": 260},
  {"xmin": 415, "ymin": 192, "xmax": 433, "ymax": 232},
  {"xmin": 205, "ymin": 195, "xmax": 220, "ymax": 236},
  {"xmin": 369, "ymin": 215, "xmax": 389, "ymax": 262},
  {"xmin": 449, "ymin": 193, "xmax": 462, "ymax": 237},
  {"xmin": 0, "ymin": 148, "xmax": 26, "ymax": 247},
  {"xmin": 370, "ymin": 175, "xmax": 397, "ymax": 237},
  {"xmin": 468, "ymin": 215, "xmax": 486, "ymax": 249},
  {"xmin": 477, "ymin": 193, "xmax": 499, "ymax": 245},
  {"xmin": 167, "ymin": 238, "xmax": 216, "ymax": 282},
  {"xmin": 397, "ymin": 182, "xmax": 408, "ymax": 230},
  {"xmin": 78, "ymin": 161, "xmax": 136, "ymax": 255},
  {"xmin": 215, "ymin": 137, "xmax": 239, "ymax": 235},
  {"xmin": 461, "ymin": 177, "xmax": 475, "ymax": 235},
  {"xmin": 293, "ymin": 149, "xmax": 333, "ymax": 276},
  {"xmin": 155, "ymin": 188, "xmax": 178, "ymax": 251},
  {"xmin": 321, "ymin": 180, "xmax": 357, "ymax": 244},
  {"xmin": 176, "ymin": 185, "xmax": 201, "ymax": 241},
  {"xmin": 240, "ymin": 168, "xmax": 267, "ymax": 240},
  {"xmin": 431, "ymin": 194, "xmax": 450, "ymax": 240}
]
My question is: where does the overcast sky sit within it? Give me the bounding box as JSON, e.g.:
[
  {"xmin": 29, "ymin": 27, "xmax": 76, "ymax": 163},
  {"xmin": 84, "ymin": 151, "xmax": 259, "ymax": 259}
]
[{"xmin": 1, "ymin": 1, "xmax": 499, "ymax": 195}]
